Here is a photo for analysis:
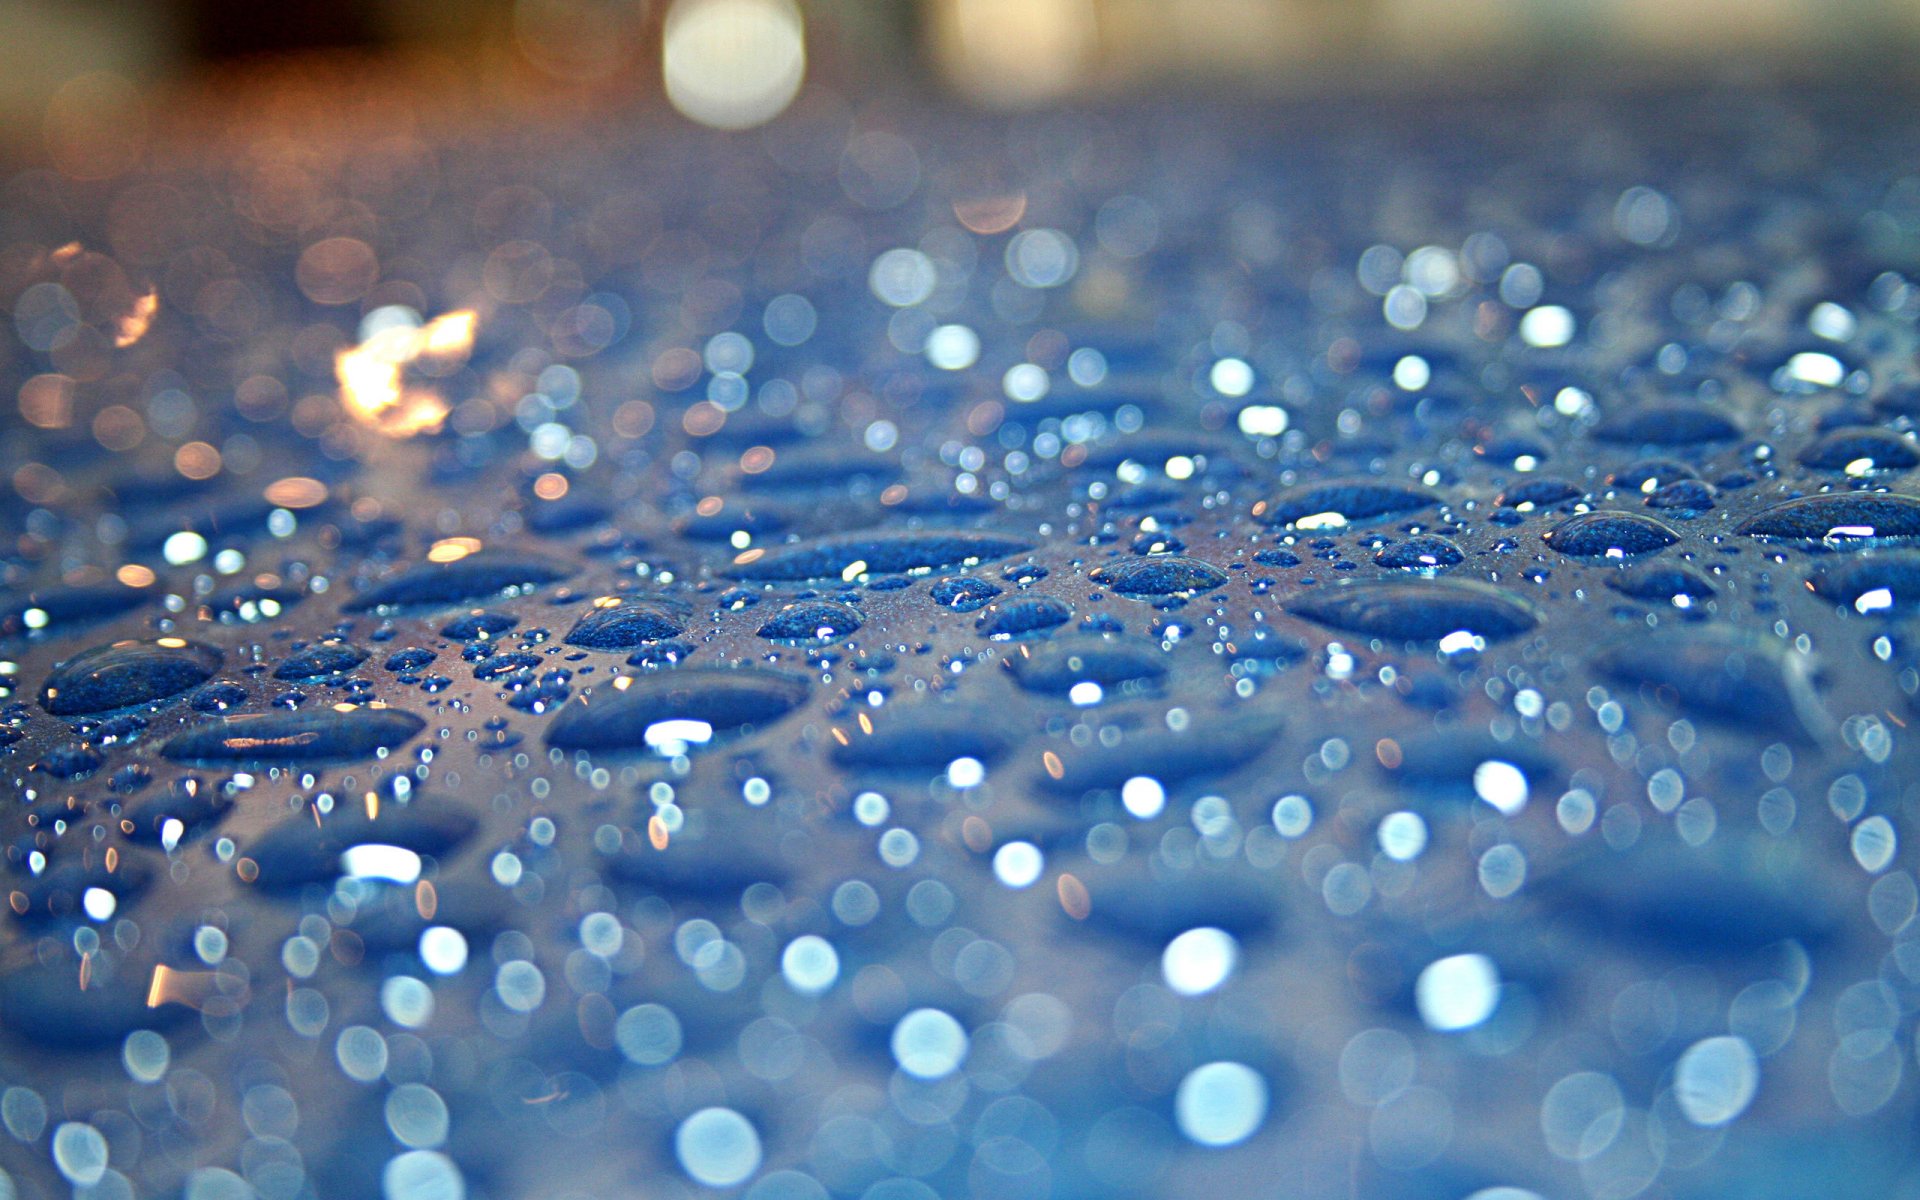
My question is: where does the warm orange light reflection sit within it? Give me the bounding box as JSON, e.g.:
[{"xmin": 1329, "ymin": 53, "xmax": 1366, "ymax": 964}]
[
  {"xmin": 954, "ymin": 192, "xmax": 1028, "ymax": 234},
  {"xmin": 428, "ymin": 537, "xmax": 484, "ymax": 563},
  {"xmin": 334, "ymin": 310, "xmax": 476, "ymax": 437},
  {"xmin": 114, "ymin": 290, "xmax": 159, "ymax": 347}
]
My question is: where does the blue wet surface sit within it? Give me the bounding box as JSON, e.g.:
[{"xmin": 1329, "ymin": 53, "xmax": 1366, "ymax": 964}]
[{"xmin": 3, "ymin": 81, "xmax": 1920, "ymax": 1199}]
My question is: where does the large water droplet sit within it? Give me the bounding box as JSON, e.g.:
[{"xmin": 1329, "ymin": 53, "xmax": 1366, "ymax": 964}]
[
  {"xmin": 39, "ymin": 639, "xmax": 222, "ymax": 716},
  {"xmin": 161, "ymin": 707, "xmax": 427, "ymax": 763},
  {"xmin": 1286, "ymin": 579, "xmax": 1539, "ymax": 643},
  {"xmin": 727, "ymin": 531, "xmax": 1032, "ymax": 581},
  {"xmin": 347, "ymin": 553, "xmax": 571, "ymax": 610},
  {"xmin": 1541, "ymin": 511, "xmax": 1680, "ymax": 557},
  {"xmin": 545, "ymin": 667, "xmax": 809, "ymax": 750}
]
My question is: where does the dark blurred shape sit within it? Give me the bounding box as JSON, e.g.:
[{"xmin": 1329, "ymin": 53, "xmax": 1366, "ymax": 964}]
[{"xmin": 184, "ymin": 0, "xmax": 383, "ymax": 61}]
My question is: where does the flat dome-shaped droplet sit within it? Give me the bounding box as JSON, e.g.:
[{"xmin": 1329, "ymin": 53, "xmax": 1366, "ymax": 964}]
[
  {"xmin": 1735, "ymin": 492, "xmax": 1920, "ymax": 546},
  {"xmin": 274, "ymin": 641, "xmax": 370, "ymax": 680},
  {"xmin": 161, "ymin": 707, "xmax": 427, "ymax": 763},
  {"xmin": 1285, "ymin": 579, "xmax": 1539, "ymax": 643},
  {"xmin": 829, "ymin": 703, "xmax": 1014, "ymax": 769},
  {"xmin": 1809, "ymin": 554, "xmax": 1920, "ymax": 613},
  {"xmin": 726, "ymin": 531, "xmax": 1032, "ymax": 581},
  {"xmin": 544, "ymin": 667, "xmax": 809, "ymax": 750},
  {"xmin": 1591, "ymin": 627, "xmax": 1827, "ymax": 739},
  {"xmin": 39, "ymin": 639, "xmax": 222, "ymax": 716},
  {"xmin": 756, "ymin": 599, "xmax": 862, "ymax": 642},
  {"xmin": 565, "ymin": 599, "xmax": 688, "ymax": 649},
  {"xmin": 346, "ymin": 552, "xmax": 571, "ymax": 610},
  {"xmin": 1592, "ymin": 402, "xmax": 1740, "ymax": 446},
  {"xmin": 1373, "ymin": 535, "xmax": 1465, "ymax": 570},
  {"xmin": 1007, "ymin": 636, "xmax": 1168, "ymax": 694},
  {"xmin": 1080, "ymin": 861, "xmax": 1278, "ymax": 943},
  {"xmin": 1605, "ymin": 563, "xmax": 1716, "ymax": 602},
  {"xmin": 1254, "ymin": 481, "xmax": 1440, "ymax": 528},
  {"xmin": 121, "ymin": 775, "xmax": 233, "ymax": 844},
  {"xmin": 929, "ymin": 576, "xmax": 1002, "ymax": 611},
  {"xmin": 1038, "ymin": 709, "xmax": 1281, "ymax": 795},
  {"xmin": 439, "ymin": 610, "xmax": 518, "ymax": 640},
  {"xmin": 602, "ymin": 829, "xmax": 790, "ymax": 897},
  {"xmin": 1087, "ymin": 555, "xmax": 1227, "ymax": 597},
  {"xmin": 244, "ymin": 799, "xmax": 477, "ymax": 891},
  {"xmin": 975, "ymin": 596, "xmax": 1071, "ymax": 639},
  {"xmin": 1798, "ymin": 427, "xmax": 1920, "ymax": 472},
  {"xmin": 3, "ymin": 580, "xmax": 151, "ymax": 636},
  {"xmin": 1544, "ymin": 840, "xmax": 1841, "ymax": 957},
  {"xmin": 0, "ymin": 959, "xmax": 189, "ymax": 1049},
  {"xmin": 1496, "ymin": 478, "xmax": 1582, "ymax": 509},
  {"xmin": 1541, "ymin": 511, "xmax": 1680, "ymax": 557}
]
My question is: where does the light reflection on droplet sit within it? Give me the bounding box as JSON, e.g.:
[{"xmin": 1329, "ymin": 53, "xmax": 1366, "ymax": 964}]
[
  {"xmin": 1415, "ymin": 954, "xmax": 1500, "ymax": 1032},
  {"xmin": 1175, "ymin": 1061, "xmax": 1267, "ymax": 1147}
]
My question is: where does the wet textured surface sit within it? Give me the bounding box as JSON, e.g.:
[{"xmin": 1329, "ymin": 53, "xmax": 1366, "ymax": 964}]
[{"xmin": 4, "ymin": 79, "xmax": 1920, "ymax": 1200}]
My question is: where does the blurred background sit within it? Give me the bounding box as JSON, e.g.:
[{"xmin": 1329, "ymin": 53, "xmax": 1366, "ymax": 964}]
[{"xmin": 5, "ymin": 0, "xmax": 1920, "ymax": 164}]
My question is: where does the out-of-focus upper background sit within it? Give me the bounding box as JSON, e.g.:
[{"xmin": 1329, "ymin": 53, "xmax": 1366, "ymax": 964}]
[{"xmin": 3, "ymin": 0, "xmax": 1917, "ymax": 166}]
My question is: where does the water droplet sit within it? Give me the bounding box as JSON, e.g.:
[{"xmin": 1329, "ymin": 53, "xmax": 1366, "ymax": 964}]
[
  {"xmin": 39, "ymin": 639, "xmax": 222, "ymax": 715},
  {"xmin": 348, "ymin": 553, "xmax": 571, "ymax": 610},
  {"xmin": 545, "ymin": 667, "xmax": 808, "ymax": 750},
  {"xmin": 727, "ymin": 532, "xmax": 1032, "ymax": 580},
  {"xmin": 1088, "ymin": 555, "xmax": 1227, "ymax": 598},
  {"xmin": 162, "ymin": 706, "xmax": 427, "ymax": 763},
  {"xmin": 565, "ymin": 599, "xmax": 687, "ymax": 648},
  {"xmin": 1541, "ymin": 511, "xmax": 1680, "ymax": 557},
  {"xmin": 1286, "ymin": 579, "xmax": 1539, "ymax": 643},
  {"xmin": 1254, "ymin": 481, "xmax": 1439, "ymax": 528}
]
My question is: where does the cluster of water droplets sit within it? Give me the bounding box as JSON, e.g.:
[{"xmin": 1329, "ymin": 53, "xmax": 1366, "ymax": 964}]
[{"xmin": 1, "ymin": 80, "xmax": 1918, "ymax": 1200}]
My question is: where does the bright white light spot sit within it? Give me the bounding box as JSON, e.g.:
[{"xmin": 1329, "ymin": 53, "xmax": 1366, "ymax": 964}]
[
  {"xmin": 1122, "ymin": 776, "xmax": 1165, "ymax": 819},
  {"xmin": 644, "ymin": 718, "xmax": 713, "ymax": 755},
  {"xmin": 82, "ymin": 886, "xmax": 117, "ymax": 921},
  {"xmin": 1272, "ymin": 794, "xmax": 1312, "ymax": 837},
  {"xmin": 1809, "ymin": 301, "xmax": 1856, "ymax": 341},
  {"xmin": 340, "ymin": 844, "xmax": 422, "ymax": 884},
  {"xmin": 947, "ymin": 757, "xmax": 985, "ymax": 788},
  {"xmin": 1237, "ymin": 405, "xmax": 1288, "ymax": 437},
  {"xmin": 1438, "ymin": 630, "xmax": 1485, "ymax": 655},
  {"xmin": 1520, "ymin": 305, "xmax": 1575, "ymax": 348},
  {"xmin": 891, "ymin": 1008, "xmax": 969, "ymax": 1078},
  {"xmin": 1415, "ymin": 953, "xmax": 1500, "ymax": 1031},
  {"xmin": 1786, "ymin": 351, "xmax": 1845, "ymax": 388},
  {"xmin": 1377, "ymin": 811, "xmax": 1428, "ymax": 861},
  {"xmin": 1068, "ymin": 681, "xmax": 1102, "ymax": 706},
  {"xmin": 1674, "ymin": 1036, "xmax": 1759, "ymax": 1126},
  {"xmin": 1162, "ymin": 927, "xmax": 1238, "ymax": 996},
  {"xmin": 1003, "ymin": 362, "xmax": 1049, "ymax": 402},
  {"xmin": 163, "ymin": 531, "xmax": 208, "ymax": 565},
  {"xmin": 1856, "ymin": 588, "xmax": 1895, "ymax": 614},
  {"xmin": 419, "ymin": 926, "xmax": 468, "ymax": 975},
  {"xmin": 1210, "ymin": 358, "xmax": 1254, "ymax": 397},
  {"xmin": 663, "ymin": 0, "xmax": 806, "ymax": 131},
  {"xmin": 992, "ymin": 841, "xmax": 1044, "ymax": 888},
  {"xmin": 926, "ymin": 324, "xmax": 980, "ymax": 370},
  {"xmin": 1175, "ymin": 1061, "xmax": 1267, "ymax": 1146},
  {"xmin": 675, "ymin": 1107, "xmax": 762, "ymax": 1187},
  {"xmin": 781, "ymin": 934, "xmax": 840, "ymax": 994},
  {"xmin": 1473, "ymin": 760, "xmax": 1529, "ymax": 815},
  {"xmin": 1392, "ymin": 355, "xmax": 1431, "ymax": 390}
]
